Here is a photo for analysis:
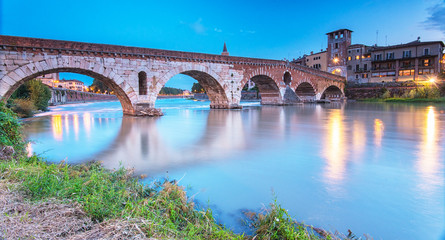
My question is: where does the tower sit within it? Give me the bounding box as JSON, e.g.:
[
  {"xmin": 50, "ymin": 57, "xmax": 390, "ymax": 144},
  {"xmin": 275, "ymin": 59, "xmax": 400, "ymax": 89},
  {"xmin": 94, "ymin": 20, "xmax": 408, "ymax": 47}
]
[
  {"xmin": 326, "ymin": 29, "xmax": 352, "ymax": 77},
  {"xmin": 221, "ymin": 42, "xmax": 229, "ymax": 56}
]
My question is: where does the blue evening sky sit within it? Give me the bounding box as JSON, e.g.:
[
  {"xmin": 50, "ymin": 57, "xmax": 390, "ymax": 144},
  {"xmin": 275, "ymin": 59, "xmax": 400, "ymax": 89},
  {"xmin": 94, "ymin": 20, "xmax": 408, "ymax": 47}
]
[{"xmin": 1, "ymin": 0, "xmax": 444, "ymax": 89}]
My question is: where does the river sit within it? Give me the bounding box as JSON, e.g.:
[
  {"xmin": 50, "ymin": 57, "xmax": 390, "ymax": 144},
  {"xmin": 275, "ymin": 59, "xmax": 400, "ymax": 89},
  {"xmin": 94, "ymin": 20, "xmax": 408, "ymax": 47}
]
[{"xmin": 22, "ymin": 99, "xmax": 445, "ymax": 240}]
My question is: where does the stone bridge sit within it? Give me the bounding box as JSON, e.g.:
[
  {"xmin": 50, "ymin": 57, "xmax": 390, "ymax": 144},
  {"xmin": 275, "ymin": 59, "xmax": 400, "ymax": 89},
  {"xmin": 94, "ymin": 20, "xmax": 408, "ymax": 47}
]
[{"xmin": 0, "ymin": 35, "xmax": 345, "ymax": 116}]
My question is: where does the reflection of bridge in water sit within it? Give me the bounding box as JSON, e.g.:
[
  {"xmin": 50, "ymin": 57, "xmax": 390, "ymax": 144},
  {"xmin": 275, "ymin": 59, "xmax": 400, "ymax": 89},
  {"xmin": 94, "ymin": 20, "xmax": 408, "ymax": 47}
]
[{"xmin": 98, "ymin": 106, "xmax": 327, "ymax": 174}]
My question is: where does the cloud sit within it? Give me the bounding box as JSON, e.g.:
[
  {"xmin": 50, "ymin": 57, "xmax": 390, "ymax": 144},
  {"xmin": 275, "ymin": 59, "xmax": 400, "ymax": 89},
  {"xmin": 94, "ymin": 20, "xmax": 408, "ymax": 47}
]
[
  {"xmin": 240, "ymin": 29, "xmax": 256, "ymax": 34},
  {"xmin": 423, "ymin": 2, "xmax": 445, "ymax": 34},
  {"xmin": 190, "ymin": 18, "xmax": 205, "ymax": 34},
  {"xmin": 214, "ymin": 28, "xmax": 222, "ymax": 33}
]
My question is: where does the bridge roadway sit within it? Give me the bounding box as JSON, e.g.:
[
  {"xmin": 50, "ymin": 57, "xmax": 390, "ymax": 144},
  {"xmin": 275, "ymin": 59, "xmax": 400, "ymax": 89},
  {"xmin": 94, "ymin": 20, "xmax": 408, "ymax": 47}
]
[{"xmin": 0, "ymin": 35, "xmax": 345, "ymax": 116}]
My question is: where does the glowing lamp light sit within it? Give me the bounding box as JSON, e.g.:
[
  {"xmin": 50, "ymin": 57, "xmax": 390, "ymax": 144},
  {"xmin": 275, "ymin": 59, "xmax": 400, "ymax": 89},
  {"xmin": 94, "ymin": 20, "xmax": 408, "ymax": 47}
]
[
  {"xmin": 333, "ymin": 58, "xmax": 339, "ymax": 63},
  {"xmin": 429, "ymin": 78, "xmax": 436, "ymax": 83}
]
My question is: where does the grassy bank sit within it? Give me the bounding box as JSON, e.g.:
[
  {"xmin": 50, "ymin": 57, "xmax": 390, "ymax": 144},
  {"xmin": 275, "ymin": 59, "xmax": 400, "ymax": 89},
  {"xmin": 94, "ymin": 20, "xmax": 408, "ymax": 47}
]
[
  {"xmin": 0, "ymin": 102, "xmax": 364, "ymax": 239},
  {"xmin": 358, "ymin": 97, "xmax": 445, "ymax": 103}
]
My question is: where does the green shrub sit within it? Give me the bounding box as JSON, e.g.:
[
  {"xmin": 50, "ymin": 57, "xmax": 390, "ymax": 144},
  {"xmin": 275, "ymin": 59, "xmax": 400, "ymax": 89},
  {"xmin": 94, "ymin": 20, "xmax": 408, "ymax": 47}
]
[
  {"xmin": 10, "ymin": 99, "xmax": 36, "ymax": 118},
  {"xmin": 10, "ymin": 79, "xmax": 51, "ymax": 112},
  {"xmin": 381, "ymin": 90, "xmax": 391, "ymax": 99},
  {"xmin": 248, "ymin": 199, "xmax": 321, "ymax": 240},
  {"xmin": 0, "ymin": 101, "xmax": 24, "ymax": 151}
]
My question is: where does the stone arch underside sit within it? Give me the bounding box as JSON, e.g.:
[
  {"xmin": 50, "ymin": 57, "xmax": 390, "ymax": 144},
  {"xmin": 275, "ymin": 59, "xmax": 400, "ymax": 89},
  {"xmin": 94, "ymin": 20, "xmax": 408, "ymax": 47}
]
[
  {"xmin": 182, "ymin": 70, "xmax": 229, "ymax": 108},
  {"xmin": 295, "ymin": 82, "xmax": 316, "ymax": 102},
  {"xmin": 250, "ymin": 75, "xmax": 282, "ymax": 105},
  {"xmin": 1, "ymin": 66, "xmax": 135, "ymax": 115},
  {"xmin": 321, "ymin": 85, "xmax": 344, "ymax": 100},
  {"xmin": 156, "ymin": 67, "xmax": 230, "ymax": 109}
]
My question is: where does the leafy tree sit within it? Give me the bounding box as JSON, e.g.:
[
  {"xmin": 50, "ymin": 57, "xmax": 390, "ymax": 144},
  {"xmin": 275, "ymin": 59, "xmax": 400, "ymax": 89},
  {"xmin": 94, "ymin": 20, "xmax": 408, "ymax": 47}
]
[
  {"xmin": 191, "ymin": 82, "xmax": 205, "ymax": 93},
  {"xmin": 89, "ymin": 79, "xmax": 111, "ymax": 93},
  {"xmin": 159, "ymin": 87, "xmax": 184, "ymax": 95},
  {"xmin": 10, "ymin": 79, "xmax": 51, "ymax": 111}
]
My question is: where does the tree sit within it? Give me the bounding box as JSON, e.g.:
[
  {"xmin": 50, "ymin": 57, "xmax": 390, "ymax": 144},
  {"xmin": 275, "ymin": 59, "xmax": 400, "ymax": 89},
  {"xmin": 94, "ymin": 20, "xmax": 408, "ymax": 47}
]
[
  {"xmin": 159, "ymin": 87, "xmax": 184, "ymax": 95},
  {"xmin": 10, "ymin": 79, "xmax": 51, "ymax": 111},
  {"xmin": 191, "ymin": 82, "xmax": 205, "ymax": 93},
  {"xmin": 89, "ymin": 79, "xmax": 111, "ymax": 93}
]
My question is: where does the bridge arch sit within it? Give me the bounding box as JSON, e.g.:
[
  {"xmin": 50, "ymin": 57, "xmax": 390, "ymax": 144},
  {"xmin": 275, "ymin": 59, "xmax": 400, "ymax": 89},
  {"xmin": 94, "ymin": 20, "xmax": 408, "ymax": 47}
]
[
  {"xmin": 156, "ymin": 64, "xmax": 230, "ymax": 108},
  {"xmin": 0, "ymin": 58, "xmax": 136, "ymax": 115},
  {"xmin": 241, "ymin": 69, "xmax": 282, "ymax": 105},
  {"xmin": 295, "ymin": 81, "xmax": 316, "ymax": 102},
  {"xmin": 320, "ymin": 85, "xmax": 344, "ymax": 100}
]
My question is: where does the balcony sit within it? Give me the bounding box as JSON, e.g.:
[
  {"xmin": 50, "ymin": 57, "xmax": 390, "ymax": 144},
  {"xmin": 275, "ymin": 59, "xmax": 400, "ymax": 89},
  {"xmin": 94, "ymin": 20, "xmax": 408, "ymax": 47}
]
[
  {"xmin": 354, "ymin": 68, "xmax": 369, "ymax": 73},
  {"xmin": 372, "ymin": 66, "xmax": 395, "ymax": 71},
  {"xmin": 400, "ymin": 64, "xmax": 415, "ymax": 69}
]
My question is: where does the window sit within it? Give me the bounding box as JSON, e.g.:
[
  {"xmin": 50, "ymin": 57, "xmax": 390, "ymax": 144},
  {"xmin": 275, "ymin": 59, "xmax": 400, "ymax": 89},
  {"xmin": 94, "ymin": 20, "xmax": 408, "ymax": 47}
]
[
  {"xmin": 424, "ymin": 48, "xmax": 429, "ymax": 55},
  {"xmin": 347, "ymin": 65, "xmax": 352, "ymax": 70},
  {"xmin": 357, "ymin": 49, "xmax": 360, "ymax": 53},
  {"xmin": 422, "ymin": 59, "xmax": 431, "ymax": 66},
  {"xmin": 335, "ymin": 34, "xmax": 338, "ymax": 39},
  {"xmin": 340, "ymin": 33, "xmax": 344, "ymax": 38},
  {"xmin": 388, "ymin": 63, "xmax": 394, "ymax": 69},
  {"xmin": 348, "ymin": 50, "xmax": 351, "ymax": 54},
  {"xmin": 419, "ymin": 69, "xmax": 434, "ymax": 75},
  {"xmin": 387, "ymin": 71, "xmax": 396, "ymax": 76},
  {"xmin": 402, "ymin": 61, "xmax": 411, "ymax": 68},
  {"xmin": 335, "ymin": 53, "xmax": 339, "ymax": 58},
  {"xmin": 364, "ymin": 64, "xmax": 368, "ymax": 71},
  {"xmin": 348, "ymin": 56, "xmax": 352, "ymax": 61},
  {"xmin": 335, "ymin": 43, "xmax": 339, "ymax": 49},
  {"xmin": 138, "ymin": 71, "xmax": 147, "ymax": 95},
  {"xmin": 362, "ymin": 73, "xmax": 368, "ymax": 78},
  {"xmin": 356, "ymin": 65, "xmax": 359, "ymax": 71},
  {"xmin": 356, "ymin": 55, "xmax": 360, "ymax": 60},
  {"xmin": 374, "ymin": 54, "xmax": 382, "ymax": 61},
  {"xmin": 399, "ymin": 69, "xmax": 415, "ymax": 76},
  {"xmin": 356, "ymin": 74, "xmax": 359, "ymax": 79},
  {"xmin": 386, "ymin": 52, "xmax": 394, "ymax": 60},
  {"xmin": 403, "ymin": 50, "xmax": 411, "ymax": 58}
]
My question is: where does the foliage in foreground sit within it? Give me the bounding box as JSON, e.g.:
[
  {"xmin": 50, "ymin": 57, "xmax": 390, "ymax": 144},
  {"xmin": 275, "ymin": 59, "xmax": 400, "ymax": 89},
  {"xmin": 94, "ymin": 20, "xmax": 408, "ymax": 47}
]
[{"xmin": 0, "ymin": 101, "xmax": 24, "ymax": 152}]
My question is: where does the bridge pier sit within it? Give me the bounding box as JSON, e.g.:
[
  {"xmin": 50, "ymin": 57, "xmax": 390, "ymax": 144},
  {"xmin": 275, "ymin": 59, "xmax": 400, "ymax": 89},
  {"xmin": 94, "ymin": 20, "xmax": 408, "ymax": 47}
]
[{"xmin": 132, "ymin": 103, "xmax": 163, "ymax": 117}]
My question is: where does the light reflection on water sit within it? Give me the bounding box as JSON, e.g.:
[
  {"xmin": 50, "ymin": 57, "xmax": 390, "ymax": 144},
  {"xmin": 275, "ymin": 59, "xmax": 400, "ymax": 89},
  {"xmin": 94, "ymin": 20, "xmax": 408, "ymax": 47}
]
[{"xmin": 23, "ymin": 100, "xmax": 445, "ymax": 240}]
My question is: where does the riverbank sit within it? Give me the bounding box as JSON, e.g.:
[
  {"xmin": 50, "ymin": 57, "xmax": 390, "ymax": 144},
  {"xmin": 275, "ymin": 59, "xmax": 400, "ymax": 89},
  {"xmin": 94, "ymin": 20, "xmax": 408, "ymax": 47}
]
[
  {"xmin": 0, "ymin": 102, "xmax": 361, "ymax": 239},
  {"xmin": 358, "ymin": 97, "xmax": 445, "ymax": 103},
  {"xmin": 0, "ymin": 156, "xmax": 342, "ymax": 239}
]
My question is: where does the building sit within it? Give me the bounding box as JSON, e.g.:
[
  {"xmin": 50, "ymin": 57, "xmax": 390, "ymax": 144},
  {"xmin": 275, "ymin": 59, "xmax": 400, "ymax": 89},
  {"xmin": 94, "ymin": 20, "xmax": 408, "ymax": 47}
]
[
  {"xmin": 368, "ymin": 39, "xmax": 444, "ymax": 83},
  {"xmin": 305, "ymin": 51, "xmax": 327, "ymax": 71},
  {"xmin": 294, "ymin": 29, "xmax": 444, "ymax": 84},
  {"xmin": 37, "ymin": 73, "xmax": 60, "ymax": 87},
  {"xmin": 346, "ymin": 44, "xmax": 372, "ymax": 83},
  {"xmin": 326, "ymin": 29, "xmax": 352, "ymax": 77},
  {"xmin": 347, "ymin": 39, "xmax": 444, "ymax": 83},
  {"xmin": 292, "ymin": 29, "xmax": 352, "ymax": 77},
  {"xmin": 62, "ymin": 79, "xmax": 85, "ymax": 91}
]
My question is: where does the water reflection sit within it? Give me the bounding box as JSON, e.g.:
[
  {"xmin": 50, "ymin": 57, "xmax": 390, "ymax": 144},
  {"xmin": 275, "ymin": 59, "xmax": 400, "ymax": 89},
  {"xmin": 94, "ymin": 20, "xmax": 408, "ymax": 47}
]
[
  {"xmin": 322, "ymin": 109, "xmax": 347, "ymax": 185},
  {"xmin": 352, "ymin": 120, "xmax": 366, "ymax": 160},
  {"xmin": 417, "ymin": 106, "xmax": 442, "ymax": 193},
  {"xmin": 51, "ymin": 115, "xmax": 63, "ymax": 141},
  {"xmin": 100, "ymin": 110, "xmax": 248, "ymax": 173},
  {"xmin": 374, "ymin": 119, "xmax": 384, "ymax": 147}
]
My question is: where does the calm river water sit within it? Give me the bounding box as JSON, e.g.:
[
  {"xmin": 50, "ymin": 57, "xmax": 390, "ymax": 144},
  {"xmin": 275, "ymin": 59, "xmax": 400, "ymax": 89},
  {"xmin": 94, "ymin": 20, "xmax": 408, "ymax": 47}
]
[{"xmin": 23, "ymin": 99, "xmax": 444, "ymax": 240}]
